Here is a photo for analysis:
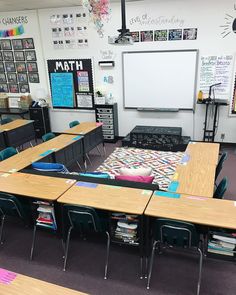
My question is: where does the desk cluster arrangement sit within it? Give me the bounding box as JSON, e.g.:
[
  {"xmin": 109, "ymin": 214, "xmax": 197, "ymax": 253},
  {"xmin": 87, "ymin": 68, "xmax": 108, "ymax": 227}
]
[{"xmin": 0, "ymin": 120, "xmax": 235, "ymax": 295}]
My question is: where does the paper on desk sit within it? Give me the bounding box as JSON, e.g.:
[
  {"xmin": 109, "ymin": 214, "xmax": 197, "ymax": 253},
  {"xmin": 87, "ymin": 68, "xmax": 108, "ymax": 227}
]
[
  {"xmin": 155, "ymin": 191, "xmax": 180, "ymax": 198},
  {"xmin": 76, "ymin": 181, "xmax": 98, "ymax": 188},
  {"xmin": 1, "ymin": 173, "xmax": 10, "ymax": 177},
  {"xmin": 72, "ymin": 135, "xmax": 82, "ymax": 141},
  {"xmin": 0, "ymin": 268, "xmax": 17, "ymax": 285},
  {"xmin": 142, "ymin": 190, "xmax": 150, "ymax": 195},
  {"xmin": 186, "ymin": 196, "xmax": 206, "ymax": 201},
  {"xmin": 234, "ymin": 201, "xmax": 236, "ymax": 207},
  {"xmin": 168, "ymin": 181, "xmax": 179, "ymax": 192},
  {"xmin": 8, "ymin": 169, "xmax": 17, "ymax": 173},
  {"xmin": 39, "ymin": 150, "xmax": 54, "ymax": 157}
]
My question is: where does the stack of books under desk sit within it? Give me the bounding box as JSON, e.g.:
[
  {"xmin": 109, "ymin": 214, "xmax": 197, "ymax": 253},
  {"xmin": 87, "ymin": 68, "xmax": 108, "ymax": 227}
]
[
  {"xmin": 208, "ymin": 231, "xmax": 236, "ymax": 260},
  {"xmin": 110, "ymin": 213, "xmax": 139, "ymax": 246},
  {"xmin": 34, "ymin": 201, "xmax": 57, "ymax": 230}
]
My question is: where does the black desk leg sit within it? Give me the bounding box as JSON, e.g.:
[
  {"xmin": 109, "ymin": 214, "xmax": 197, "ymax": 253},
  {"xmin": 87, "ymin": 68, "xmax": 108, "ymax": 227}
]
[
  {"xmin": 139, "ymin": 215, "xmax": 145, "ymax": 279},
  {"xmin": 212, "ymin": 104, "xmax": 219, "ymax": 142}
]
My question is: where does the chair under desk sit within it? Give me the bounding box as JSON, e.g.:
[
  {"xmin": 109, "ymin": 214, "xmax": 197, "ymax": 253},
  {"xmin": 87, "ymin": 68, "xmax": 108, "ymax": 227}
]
[
  {"xmin": 57, "ymin": 181, "xmax": 153, "ymax": 277},
  {"xmin": 0, "ymin": 119, "xmax": 35, "ymax": 148},
  {"xmin": 0, "ymin": 268, "xmax": 87, "ymax": 295}
]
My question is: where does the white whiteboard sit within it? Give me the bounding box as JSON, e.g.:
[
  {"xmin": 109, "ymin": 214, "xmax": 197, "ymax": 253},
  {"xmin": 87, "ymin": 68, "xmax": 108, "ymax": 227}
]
[{"xmin": 122, "ymin": 50, "xmax": 198, "ymax": 110}]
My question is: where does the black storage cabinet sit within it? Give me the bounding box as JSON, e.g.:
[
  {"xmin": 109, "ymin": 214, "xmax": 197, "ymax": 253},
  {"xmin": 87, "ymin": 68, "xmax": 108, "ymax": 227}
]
[
  {"xmin": 29, "ymin": 107, "xmax": 51, "ymax": 139},
  {"xmin": 95, "ymin": 103, "xmax": 119, "ymax": 143}
]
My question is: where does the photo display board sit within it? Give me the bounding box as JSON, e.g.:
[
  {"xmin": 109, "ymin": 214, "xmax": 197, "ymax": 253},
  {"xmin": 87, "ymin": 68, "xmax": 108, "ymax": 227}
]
[{"xmin": 47, "ymin": 58, "xmax": 94, "ymax": 109}]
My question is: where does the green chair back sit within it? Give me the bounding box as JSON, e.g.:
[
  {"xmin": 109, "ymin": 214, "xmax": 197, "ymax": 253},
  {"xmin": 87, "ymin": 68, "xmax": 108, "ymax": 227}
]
[
  {"xmin": 214, "ymin": 177, "xmax": 228, "ymax": 199},
  {"xmin": 154, "ymin": 218, "xmax": 200, "ymax": 248},
  {"xmin": 42, "ymin": 132, "xmax": 56, "ymax": 142},
  {"xmin": 0, "ymin": 192, "xmax": 30, "ymax": 220},
  {"xmin": 64, "ymin": 205, "xmax": 104, "ymax": 233},
  {"xmin": 69, "ymin": 120, "xmax": 80, "ymax": 128},
  {"xmin": 215, "ymin": 152, "xmax": 227, "ymax": 181},
  {"xmin": 0, "ymin": 147, "xmax": 17, "ymax": 161},
  {"xmin": 1, "ymin": 118, "xmax": 13, "ymax": 125}
]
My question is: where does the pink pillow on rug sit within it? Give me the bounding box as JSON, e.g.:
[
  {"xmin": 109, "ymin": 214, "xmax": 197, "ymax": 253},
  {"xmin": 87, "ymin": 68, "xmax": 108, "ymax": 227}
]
[
  {"xmin": 119, "ymin": 167, "xmax": 152, "ymax": 176},
  {"xmin": 115, "ymin": 175, "xmax": 154, "ymax": 183}
]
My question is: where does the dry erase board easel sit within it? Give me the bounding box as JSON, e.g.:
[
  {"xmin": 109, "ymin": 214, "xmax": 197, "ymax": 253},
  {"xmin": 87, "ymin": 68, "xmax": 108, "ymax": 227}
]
[{"xmin": 122, "ymin": 50, "xmax": 198, "ymax": 111}]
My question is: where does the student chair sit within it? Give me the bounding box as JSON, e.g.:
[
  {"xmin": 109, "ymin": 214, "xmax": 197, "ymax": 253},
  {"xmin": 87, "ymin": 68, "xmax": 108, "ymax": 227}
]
[
  {"xmin": 32, "ymin": 162, "xmax": 69, "ymax": 173},
  {"xmin": 62, "ymin": 205, "xmax": 110, "ymax": 279},
  {"xmin": 0, "ymin": 192, "xmax": 32, "ymax": 244},
  {"xmin": 1, "ymin": 117, "xmax": 13, "ymax": 125},
  {"xmin": 0, "ymin": 147, "xmax": 18, "ymax": 161},
  {"xmin": 213, "ymin": 177, "xmax": 228, "ymax": 199},
  {"xmin": 69, "ymin": 120, "xmax": 80, "ymax": 128},
  {"xmin": 215, "ymin": 152, "xmax": 227, "ymax": 181},
  {"xmin": 42, "ymin": 132, "xmax": 56, "ymax": 142},
  {"xmin": 147, "ymin": 218, "xmax": 203, "ymax": 295}
]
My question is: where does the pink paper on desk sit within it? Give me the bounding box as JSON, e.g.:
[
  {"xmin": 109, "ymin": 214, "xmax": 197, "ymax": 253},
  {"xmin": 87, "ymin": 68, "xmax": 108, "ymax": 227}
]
[
  {"xmin": 186, "ymin": 196, "xmax": 206, "ymax": 201},
  {"xmin": 0, "ymin": 268, "xmax": 17, "ymax": 285},
  {"xmin": 96, "ymin": 122, "xmax": 103, "ymax": 126}
]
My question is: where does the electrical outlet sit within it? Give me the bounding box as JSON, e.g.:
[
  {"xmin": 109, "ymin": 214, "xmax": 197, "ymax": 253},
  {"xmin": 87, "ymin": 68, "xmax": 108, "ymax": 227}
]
[{"xmin": 221, "ymin": 133, "xmax": 225, "ymax": 140}]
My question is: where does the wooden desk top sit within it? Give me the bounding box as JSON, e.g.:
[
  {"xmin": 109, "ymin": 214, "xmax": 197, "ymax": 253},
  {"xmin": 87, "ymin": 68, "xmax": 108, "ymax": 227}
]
[
  {"xmin": 171, "ymin": 161, "xmax": 215, "ymax": 198},
  {"xmin": 0, "ymin": 269, "xmax": 86, "ymax": 295},
  {"xmin": 186, "ymin": 142, "xmax": 220, "ymax": 166},
  {"xmin": 145, "ymin": 192, "xmax": 236, "ymax": 230},
  {"xmin": 0, "ymin": 119, "xmax": 33, "ymax": 132},
  {"xmin": 0, "ymin": 172, "xmax": 76, "ymax": 200},
  {"xmin": 36, "ymin": 134, "xmax": 83, "ymax": 152},
  {"xmin": 0, "ymin": 146, "xmax": 54, "ymax": 173},
  {"xmin": 58, "ymin": 182, "xmax": 153, "ymax": 215},
  {"xmin": 63, "ymin": 122, "xmax": 99, "ymax": 135}
]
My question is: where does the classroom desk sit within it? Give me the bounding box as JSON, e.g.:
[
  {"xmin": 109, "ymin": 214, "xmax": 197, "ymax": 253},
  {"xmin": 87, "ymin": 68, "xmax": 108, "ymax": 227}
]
[
  {"xmin": 0, "ymin": 268, "xmax": 87, "ymax": 295},
  {"xmin": 145, "ymin": 192, "xmax": 236, "ymax": 230},
  {"xmin": 0, "ymin": 145, "xmax": 54, "ymax": 173},
  {"xmin": 0, "ymin": 108, "xmax": 28, "ymax": 119},
  {"xmin": 37, "ymin": 134, "xmax": 84, "ymax": 168},
  {"xmin": 63, "ymin": 122, "xmax": 104, "ymax": 155},
  {"xmin": 185, "ymin": 142, "xmax": 220, "ymax": 166},
  {"xmin": 0, "ymin": 172, "xmax": 76, "ymax": 200},
  {"xmin": 169, "ymin": 160, "xmax": 215, "ymax": 198},
  {"xmin": 58, "ymin": 181, "xmax": 152, "ymax": 214},
  {"xmin": 0, "ymin": 119, "xmax": 35, "ymax": 148},
  {"xmin": 58, "ymin": 181, "xmax": 153, "ymax": 276}
]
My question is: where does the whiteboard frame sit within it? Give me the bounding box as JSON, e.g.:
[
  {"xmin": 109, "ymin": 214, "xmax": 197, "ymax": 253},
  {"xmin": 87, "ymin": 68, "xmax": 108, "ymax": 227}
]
[{"xmin": 122, "ymin": 49, "xmax": 199, "ymax": 111}]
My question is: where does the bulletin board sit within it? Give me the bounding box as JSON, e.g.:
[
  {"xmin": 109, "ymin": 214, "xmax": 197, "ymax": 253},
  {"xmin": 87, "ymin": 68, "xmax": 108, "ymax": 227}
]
[{"xmin": 47, "ymin": 58, "xmax": 94, "ymax": 109}]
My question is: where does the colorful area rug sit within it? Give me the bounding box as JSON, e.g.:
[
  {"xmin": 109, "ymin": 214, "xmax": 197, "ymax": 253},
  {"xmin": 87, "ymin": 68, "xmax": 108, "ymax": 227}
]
[{"xmin": 96, "ymin": 147, "xmax": 184, "ymax": 190}]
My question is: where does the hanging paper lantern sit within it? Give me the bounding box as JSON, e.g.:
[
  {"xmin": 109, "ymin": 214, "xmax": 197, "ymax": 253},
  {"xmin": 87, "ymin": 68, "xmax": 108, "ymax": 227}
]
[{"xmin": 83, "ymin": 0, "xmax": 111, "ymax": 37}]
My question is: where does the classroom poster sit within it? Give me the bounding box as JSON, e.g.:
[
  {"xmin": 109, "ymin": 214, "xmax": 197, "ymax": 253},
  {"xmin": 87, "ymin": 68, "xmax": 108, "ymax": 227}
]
[
  {"xmin": 199, "ymin": 55, "xmax": 234, "ymax": 97},
  {"xmin": 47, "ymin": 58, "xmax": 94, "ymax": 109},
  {"xmin": 50, "ymin": 72, "xmax": 74, "ymax": 107}
]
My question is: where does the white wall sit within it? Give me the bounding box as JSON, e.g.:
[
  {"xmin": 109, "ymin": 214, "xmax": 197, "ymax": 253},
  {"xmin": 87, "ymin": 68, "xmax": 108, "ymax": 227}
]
[{"xmin": 1, "ymin": 0, "xmax": 236, "ymax": 141}]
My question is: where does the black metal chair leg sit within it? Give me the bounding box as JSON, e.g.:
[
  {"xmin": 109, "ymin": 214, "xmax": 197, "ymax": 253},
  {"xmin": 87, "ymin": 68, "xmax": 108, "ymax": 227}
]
[
  {"xmin": 104, "ymin": 231, "xmax": 110, "ymax": 279},
  {"xmin": 30, "ymin": 225, "xmax": 37, "ymax": 260},
  {"xmin": 147, "ymin": 241, "xmax": 158, "ymax": 289},
  {"xmin": 63, "ymin": 226, "xmax": 73, "ymax": 271},
  {"xmin": 0, "ymin": 215, "xmax": 6, "ymax": 244}
]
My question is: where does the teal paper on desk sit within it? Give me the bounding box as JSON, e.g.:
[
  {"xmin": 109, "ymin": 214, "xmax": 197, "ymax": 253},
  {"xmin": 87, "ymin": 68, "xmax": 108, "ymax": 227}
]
[
  {"xmin": 39, "ymin": 150, "xmax": 54, "ymax": 157},
  {"xmin": 72, "ymin": 135, "xmax": 82, "ymax": 141},
  {"xmin": 154, "ymin": 191, "xmax": 180, "ymax": 198},
  {"xmin": 168, "ymin": 181, "xmax": 179, "ymax": 192}
]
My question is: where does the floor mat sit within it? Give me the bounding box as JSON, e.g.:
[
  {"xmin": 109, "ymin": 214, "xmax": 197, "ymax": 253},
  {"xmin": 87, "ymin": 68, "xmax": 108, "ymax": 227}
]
[{"xmin": 96, "ymin": 147, "xmax": 184, "ymax": 190}]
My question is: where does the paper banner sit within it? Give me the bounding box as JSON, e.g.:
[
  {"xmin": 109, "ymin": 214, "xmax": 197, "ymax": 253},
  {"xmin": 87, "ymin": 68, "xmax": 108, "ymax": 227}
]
[{"xmin": 0, "ymin": 25, "xmax": 25, "ymax": 38}]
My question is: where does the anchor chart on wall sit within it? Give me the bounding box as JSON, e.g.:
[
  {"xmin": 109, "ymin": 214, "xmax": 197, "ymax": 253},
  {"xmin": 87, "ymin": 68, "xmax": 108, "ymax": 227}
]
[{"xmin": 220, "ymin": 4, "xmax": 236, "ymax": 38}]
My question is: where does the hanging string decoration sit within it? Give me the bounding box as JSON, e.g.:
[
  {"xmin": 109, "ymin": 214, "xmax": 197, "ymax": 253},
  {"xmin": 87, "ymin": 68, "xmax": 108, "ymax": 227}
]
[
  {"xmin": 82, "ymin": 0, "xmax": 111, "ymax": 37},
  {"xmin": 0, "ymin": 24, "xmax": 25, "ymax": 38}
]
